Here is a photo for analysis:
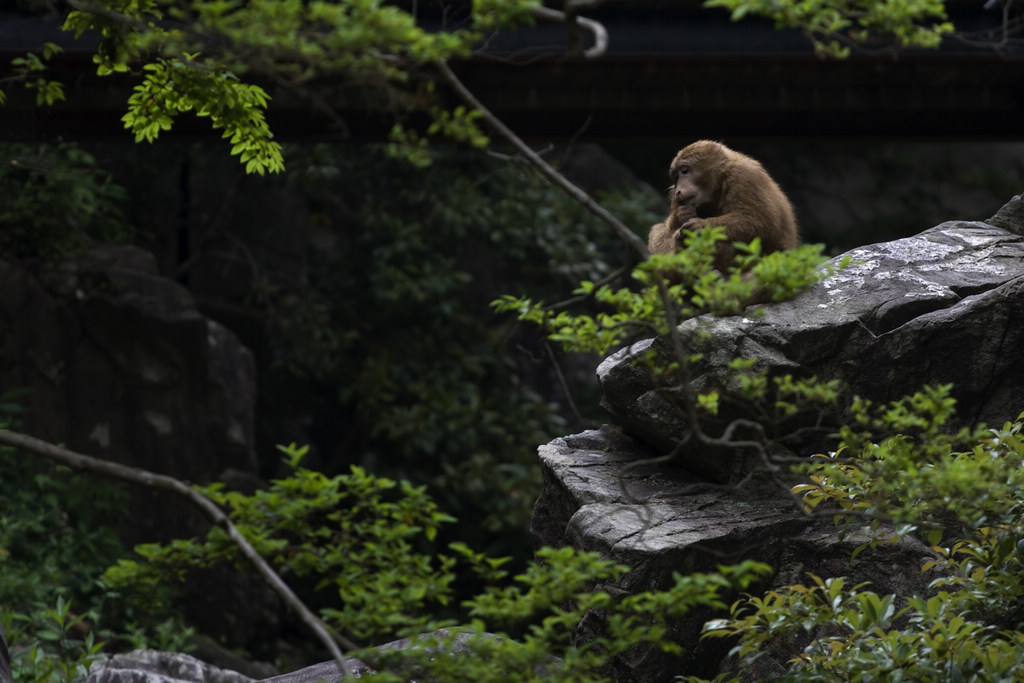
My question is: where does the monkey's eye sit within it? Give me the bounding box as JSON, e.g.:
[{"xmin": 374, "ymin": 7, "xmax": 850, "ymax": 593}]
[{"xmin": 678, "ymin": 164, "xmax": 691, "ymax": 175}]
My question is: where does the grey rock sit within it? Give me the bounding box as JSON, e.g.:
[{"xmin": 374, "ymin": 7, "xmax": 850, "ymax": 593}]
[
  {"xmin": 0, "ymin": 244, "xmax": 258, "ymax": 542},
  {"xmin": 600, "ymin": 209, "xmax": 1024, "ymax": 482},
  {"xmin": 531, "ymin": 426, "xmax": 937, "ymax": 680},
  {"xmin": 84, "ymin": 651, "xmax": 253, "ymax": 683},
  {"xmin": 530, "ymin": 197, "xmax": 1024, "ymax": 679},
  {"xmin": 987, "ymin": 193, "xmax": 1024, "ymax": 234}
]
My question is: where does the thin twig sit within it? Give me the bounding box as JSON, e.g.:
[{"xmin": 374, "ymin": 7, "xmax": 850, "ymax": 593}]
[{"xmin": 0, "ymin": 429, "xmax": 356, "ymax": 678}]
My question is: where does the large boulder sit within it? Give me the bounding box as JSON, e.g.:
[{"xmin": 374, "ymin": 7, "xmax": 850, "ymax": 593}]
[
  {"xmin": 0, "ymin": 245, "xmax": 278, "ymax": 656},
  {"xmin": 531, "ymin": 427, "xmax": 937, "ymax": 680},
  {"xmin": 0, "ymin": 244, "xmax": 258, "ymax": 542},
  {"xmin": 599, "ymin": 195, "xmax": 1024, "ymax": 482},
  {"xmin": 530, "ymin": 195, "xmax": 1024, "ymax": 679}
]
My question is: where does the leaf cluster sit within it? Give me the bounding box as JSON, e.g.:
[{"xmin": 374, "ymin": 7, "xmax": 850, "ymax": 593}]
[
  {"xmin": 795, "ymin": 384, "xmax": 999, "ymax": 536},
  {"xmin": 693, "ymin": 401, "xmax": 1024, "ymax": 681},
  {"xmin": 493, "ymin": 228, "xmax": 831, "ymax": 357},
  {"xmin": 102, "ymin": 444, "xmax": 465, "ymax": 642},
  {"xmin": 697, "ymin": 574, "xmax": 1024, "ymax": 682},
  {"xmin": 1, "ymin": 42, "xmax": 65, "ymax": 106},
  {"xmin": 123, "ymin": 56, "xmax": 283, "ymax": 174},
  {"xmin": 58, "ymin": 0, "xmax": 543, "ymax": 171},
  {"xmin": 427, "ymin": 554, "xmax": 772, "ymax": 683},
  {"xmin": 705, "ymin": 0, "xmax": 954, "ymax": 57},
  {"xmin": 3, "ymin": 596, "xmax": 105, "ymax": 683}
]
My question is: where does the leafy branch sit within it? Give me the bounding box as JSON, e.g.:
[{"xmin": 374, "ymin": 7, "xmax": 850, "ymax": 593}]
[
  {"xmin": 121, "ymin": 55, "xmax": 284, "ymax": 175},
  {"xmin": 0, "ymin": 429, "xmax": 355, "ymax": 678},
  {"xmin": 705, "ymin": 0, "xmax": 954, "ymax": 57},
  {"xmin": 494, "ymin": 226, "xmax": 844, "ymax": 497},
  {"xmin": 0, "ymin": 43, "xmax": 65, "ymax": 107}
]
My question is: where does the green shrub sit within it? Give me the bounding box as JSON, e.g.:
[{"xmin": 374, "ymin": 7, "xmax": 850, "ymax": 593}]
[
  {"xmin": 693, "ymin": 406, "xmax": 1024, "ymax": 682},
  {"xmin": 254, "ymin": 145, "xmax": 659, "ymax": 554},
  {"xmin": 0, "ymin": 143, "xmax": 131, "ymax": 261}
]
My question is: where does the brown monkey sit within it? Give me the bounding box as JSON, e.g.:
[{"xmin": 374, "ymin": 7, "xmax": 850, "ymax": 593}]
[{"xmin": 647, "ymin": 140, "xmax": 798, "ymax": 273}]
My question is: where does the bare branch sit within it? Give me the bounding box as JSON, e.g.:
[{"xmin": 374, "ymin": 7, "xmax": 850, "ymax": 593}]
[
  {"xmin": 0, "ymin": 428, "xmax": 356, "ymax": 677},
  {"xmin": 65, "ymin": 0, "xmax": 151, "ymax": 31},
  {"xmin": 532, "ymin": 6, "xmax": 609, "ymax": 58},
  {"xmin": 433, "ymin": 59, "xmax": 647, "ymax": 258}
]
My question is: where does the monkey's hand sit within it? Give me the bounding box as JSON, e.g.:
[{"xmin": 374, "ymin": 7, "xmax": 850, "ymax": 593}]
[
  {"xmin": 673, "ymin": 203, "xmax": 698, "ymax": 224},
  {"xmin": 680, "ymin": 217, "xmax": 708, "ymax": 233}
]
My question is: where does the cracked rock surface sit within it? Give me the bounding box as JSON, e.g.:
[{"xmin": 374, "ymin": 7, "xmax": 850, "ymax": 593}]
[
  {"xmin": 531, "ymin": 427, "xmax": 936, "ymax": 680},
  {"xmin": 598, "ymin": 195, "xmax": 1024, "ymax": 482}
]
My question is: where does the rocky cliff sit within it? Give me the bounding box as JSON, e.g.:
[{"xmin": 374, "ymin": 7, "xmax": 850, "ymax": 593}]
[{"xmin": 531, "ymin": 194, "xmax": 1024, "ymax": 679}]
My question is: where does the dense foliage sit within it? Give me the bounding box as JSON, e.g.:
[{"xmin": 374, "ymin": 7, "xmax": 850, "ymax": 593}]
[
  {"xmin": 241, "ymin": 144, "xmax": 655, "ymax": 553},
  {"xmin": 0, "ymin": 143, "xmax": 132, "ymax": 261},
  {"xmin": 55, "ymin": 0, "xmax": 544, "ymax": 173},
  {"xmin": 3, "ymin": 1, "xmax": 1023, "ymax": 681},
  {"xmin": 695, "ymin": 401, "xmax": 1024, "ymax": 682},
  {"xmin": 0, "ymin": 393, "xmax": 191, "ymax": 682},
  {"xmin": 707, "ymin": 0, "xmax": 954, "ymax": 57},
  {"xmin": 96, "ymin": 434, "xmax": 775, "ymax": 680},
  {"xmin": 60, "ymin": 228, "xmax": 1024, "ymax": 681}
]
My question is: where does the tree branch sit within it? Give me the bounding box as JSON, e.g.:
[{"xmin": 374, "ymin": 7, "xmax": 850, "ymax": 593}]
[
  {"xmin": 65, "ymin": 0, "xmax": 151, "ymax": 31},
  {"xmin": 433, "ymin": 59, "xmax": 649, "ymax": 259},
  {"xmin": 532, "ymin": 5, "xmax": 609, "ymax": 58},
  {"xmin": 0, "ymin": 429, "xmax": 356, "ymax": 677}
]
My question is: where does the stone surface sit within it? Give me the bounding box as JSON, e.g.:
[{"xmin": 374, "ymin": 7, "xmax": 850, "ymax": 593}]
[
  {"xmin": 530, "ymin": 197, "xmax": 1024, "ymax": 679},
  {"xmin": 532, "ymin": 427, "xmax": 938, "ymax": 679},
  {"xmin": 599, "ymin": 203, "xmax": 1024, "ymax": 482},
  {"xmin": 0, "ymin": 244, "xmax": 258, "ymax": 543},
  {"xmin": 84, "ymin": 651, "xmax": 253, "ymax": 683}
]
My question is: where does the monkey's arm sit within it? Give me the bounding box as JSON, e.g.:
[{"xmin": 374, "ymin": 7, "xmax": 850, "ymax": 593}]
[
  {"xmin": 649, "ymin": 201, "xmax": 699, "ymax": 254},
  {"xmin": 648, "ymin": 221, "xmax": 681, "ymax": 254},
  {"xmin": 680, "ymin": 213, "xmax": 767, "ymax": 273},
  {"xmin": 681, "ymin": 213, "xmax": 765, "ymax": 244}
]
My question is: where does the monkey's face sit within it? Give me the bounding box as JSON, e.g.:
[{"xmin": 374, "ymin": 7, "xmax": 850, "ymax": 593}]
[{"xmin": 669, "ymin": 158, "xmax": 708, "ymax": 221}]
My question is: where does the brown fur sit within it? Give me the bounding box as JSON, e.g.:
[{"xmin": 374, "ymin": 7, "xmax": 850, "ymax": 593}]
[{"xmin": 647, "ymin": 140, "xmax": 798, "ymax": 273}]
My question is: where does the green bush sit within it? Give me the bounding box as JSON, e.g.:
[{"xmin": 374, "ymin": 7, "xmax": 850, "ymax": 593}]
[
  {"xmin": 0, "ymin": 392, "xmax": 189, "ymax": 681},
  {"xmin": 0, "ymin": 143, "xmax": 131, "ymax": 261},
  {"xmin": 253, "ymin": 145, "xmax": 658, "ymax": 554},
  {"xmin": 693, "ymin": 403, "xmax": 1024, "ymax": 682},
  {"xmin": 100, "ymin": 443, "xmax": 772, "ymax": 679},
  {"xmin": 0, "ymin": 391, "xmax": 125, "ymax": 617}
]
